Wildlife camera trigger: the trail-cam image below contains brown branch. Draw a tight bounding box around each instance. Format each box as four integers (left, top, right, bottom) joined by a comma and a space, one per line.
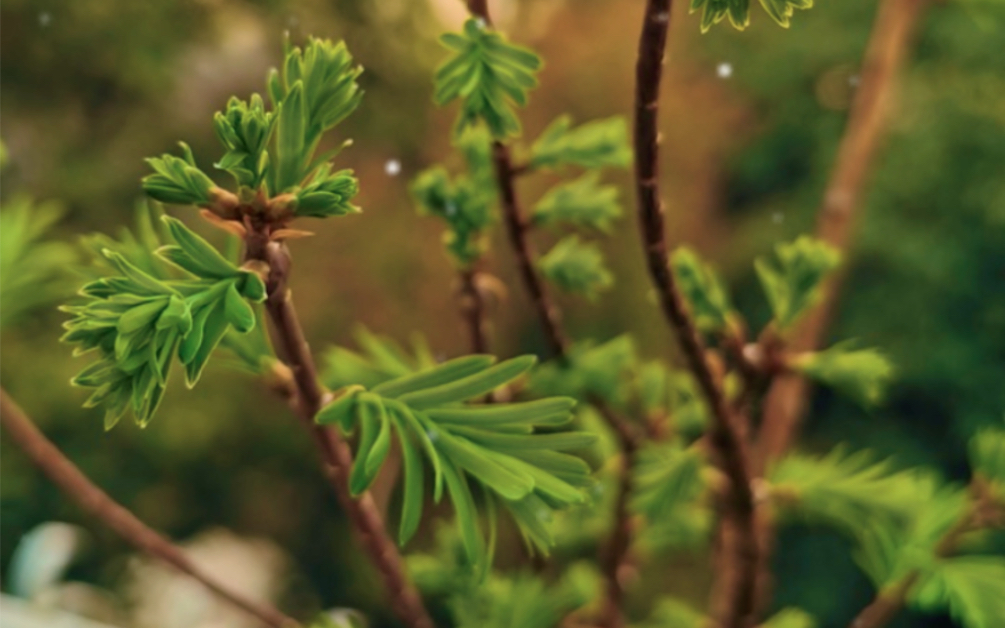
462, 3, 643, 624
491, 141, 570, 360
632, 1, 760, 626
0, 388, 300, 628
244, 234, 434, 628
756, 0, 929, 470
457, 267, 491, 354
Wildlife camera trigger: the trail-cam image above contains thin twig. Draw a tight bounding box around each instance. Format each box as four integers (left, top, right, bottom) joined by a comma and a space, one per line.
0, 388, 300, 628
462, 3, 643, 624
631, 1, 760, 626
458, 267, 491, 354
756, 0, 929, 470
244, 233, 434, 628
491, 141, 570, 360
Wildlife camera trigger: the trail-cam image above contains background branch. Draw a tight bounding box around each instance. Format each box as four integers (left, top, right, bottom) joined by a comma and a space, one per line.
755, 0, 930, 469
457, 266, 491, 354
0, 388, 300, 628
244, 234, 435, 628
632, 1, 760, 626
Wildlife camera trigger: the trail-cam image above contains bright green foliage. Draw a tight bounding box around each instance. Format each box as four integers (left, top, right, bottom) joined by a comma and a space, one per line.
144, 38, 362, 218
689, 0, 813, 33
632, 442, 706, 521
969, 425, 1005, 502
635, 365, 709, 437
294, 163, 360, 218
142, 142, 216, 207
308, 613, 366, 628
671, 247, 735, 334
0, 195, 76, 328
268, 37, 363, 192
635, 598, 706, 628
755, 235, 840, 330
451, 564, 599, 628
762, 608, 817, 628
532, 172, 623, 232
529, 115, 631, 170
791, 342, 894, 406
769, 448, 931, 541
61, 216, 266, 428
913, 556, 1005, 628
411, 129, 496, 266
213, 94, 276, 189
854, 481, 969, 588
316, 355, 595, 569
79, 203, 274, 374
539, 235, 613, 299
409, 530, 600, 628
434, 19, 542, 139
321, 326, 437, 391
529, 335, 637, 405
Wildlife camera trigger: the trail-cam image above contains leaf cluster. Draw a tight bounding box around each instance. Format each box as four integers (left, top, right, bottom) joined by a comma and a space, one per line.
0, 195, 76, 329
410, 529, 600, 628
689, 0, 814, 33
411, 128, 496, 266
970, 425, 1005, 503
320, 326, 436, 391
769, 447, 932, 542
61, 217, 266, 428
144, 37, 363, 219
532, 172, 622, 233
529, 335, 638, 407
316, 355, 596, 571
670, 247, 735, 335
790, 341, 894, 407
529, 115, 631, 171
435, 19, 542, 139
755, 235, 841, 330
538, 235, 614, 300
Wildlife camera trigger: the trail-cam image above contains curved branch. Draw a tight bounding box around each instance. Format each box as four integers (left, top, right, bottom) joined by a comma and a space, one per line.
244, 235, 435, 628
0, 388, 299, 628
631, 2, 759, 626
756, 0, 930, 470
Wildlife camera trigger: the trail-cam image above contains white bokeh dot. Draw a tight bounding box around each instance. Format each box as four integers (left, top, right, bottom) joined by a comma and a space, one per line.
39, 12, 52, 27
384, 159, 401, 177
716, 62, 733, 79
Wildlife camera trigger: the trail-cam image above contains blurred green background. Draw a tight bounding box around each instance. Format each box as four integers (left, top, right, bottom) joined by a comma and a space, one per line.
2, 0, 1003, 626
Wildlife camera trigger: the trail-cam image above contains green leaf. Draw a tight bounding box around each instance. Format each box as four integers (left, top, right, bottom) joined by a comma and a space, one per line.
635, 597, 706, 628
969, 424, 1005, 502
529, 115, 631, 170
670, 246, 735, 334
293, 164, 360, 218
532, 172, 622, 232
791, 341, 894, 406
274, 81, 307, 192
212, 94, 276, 188
434, 19, 542, 139
349, 392, 387, 495
755, 235, 841, 330
632, 443, 706, 521
158, 216, 240, 279
394, 407, 426, 546
912, 556, 1005, 628
0, 194, 76, 329
528, 335, 637, 405
373, 355, 497, 398
762, 608, 817, 628
397, 355, 536, 409
315, 385, 365, 431
538, 235, 613, 299
142, 143, 215, 206
689, 0, 813, 33
321, 326, 436, 390
770, 447, 933, 543
424, 397, 576, 428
